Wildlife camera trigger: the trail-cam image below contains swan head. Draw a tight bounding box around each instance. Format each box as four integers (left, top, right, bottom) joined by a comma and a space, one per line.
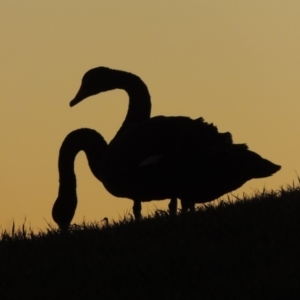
70, 67, 123, 107
52, 189, 77, 231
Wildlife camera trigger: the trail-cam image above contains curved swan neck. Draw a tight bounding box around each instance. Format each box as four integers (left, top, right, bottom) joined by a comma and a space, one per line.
58, 129, 107, 182
115, 71, 152, 133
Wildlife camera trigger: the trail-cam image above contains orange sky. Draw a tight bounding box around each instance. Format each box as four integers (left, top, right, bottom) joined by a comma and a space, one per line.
1, 1, 300, 232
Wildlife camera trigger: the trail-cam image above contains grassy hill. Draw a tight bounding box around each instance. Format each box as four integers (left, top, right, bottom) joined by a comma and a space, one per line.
1, 184, 300, 299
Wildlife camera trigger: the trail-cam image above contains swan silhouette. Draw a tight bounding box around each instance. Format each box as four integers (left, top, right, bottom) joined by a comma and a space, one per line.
52, 128, 178, 230
69, 67, 281, 218
52, 128, 107, 230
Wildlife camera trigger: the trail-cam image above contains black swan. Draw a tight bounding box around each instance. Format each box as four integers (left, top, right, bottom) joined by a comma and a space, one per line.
69, 67, 281, 218
52, 128, 178, 229
52, 128, 107, 230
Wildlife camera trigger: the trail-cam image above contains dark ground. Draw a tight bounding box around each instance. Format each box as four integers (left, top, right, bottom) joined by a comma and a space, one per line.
0, 185, 300, 299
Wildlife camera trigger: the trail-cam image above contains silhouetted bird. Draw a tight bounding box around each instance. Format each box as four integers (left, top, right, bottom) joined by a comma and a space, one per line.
52, 128, 178, 230
52, 128, 107, 230
69, 67, 281, 218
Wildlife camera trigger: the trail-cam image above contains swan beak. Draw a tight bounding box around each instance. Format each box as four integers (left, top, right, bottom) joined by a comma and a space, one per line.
70, 87, 87, 107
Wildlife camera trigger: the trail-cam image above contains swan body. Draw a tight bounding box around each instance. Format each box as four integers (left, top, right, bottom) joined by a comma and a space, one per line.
69, 67, 281, 216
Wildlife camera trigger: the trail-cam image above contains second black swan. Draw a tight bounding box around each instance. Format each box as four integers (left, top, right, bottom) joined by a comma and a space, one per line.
52, 128, 178, 229
52, 128, 107, 230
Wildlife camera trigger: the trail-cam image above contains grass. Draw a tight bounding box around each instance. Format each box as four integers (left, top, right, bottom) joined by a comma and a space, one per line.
1, 184, 300, 299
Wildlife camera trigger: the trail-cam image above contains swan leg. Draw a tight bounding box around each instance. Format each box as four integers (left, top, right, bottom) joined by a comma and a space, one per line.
168, 197, 177, 215
133, 200, 142, 220
180, 198, 190, 214
189, 202, 196, 212
180, 197, 196, 213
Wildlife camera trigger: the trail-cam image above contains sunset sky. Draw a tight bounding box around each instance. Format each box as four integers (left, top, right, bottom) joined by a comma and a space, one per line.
1, 1, 300, 232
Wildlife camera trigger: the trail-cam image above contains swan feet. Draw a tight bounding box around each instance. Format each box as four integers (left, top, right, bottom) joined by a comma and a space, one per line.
133, 198, 195, 220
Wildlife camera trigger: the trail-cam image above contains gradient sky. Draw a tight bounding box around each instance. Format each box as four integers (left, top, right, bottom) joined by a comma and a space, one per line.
1, 1, 300, 232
